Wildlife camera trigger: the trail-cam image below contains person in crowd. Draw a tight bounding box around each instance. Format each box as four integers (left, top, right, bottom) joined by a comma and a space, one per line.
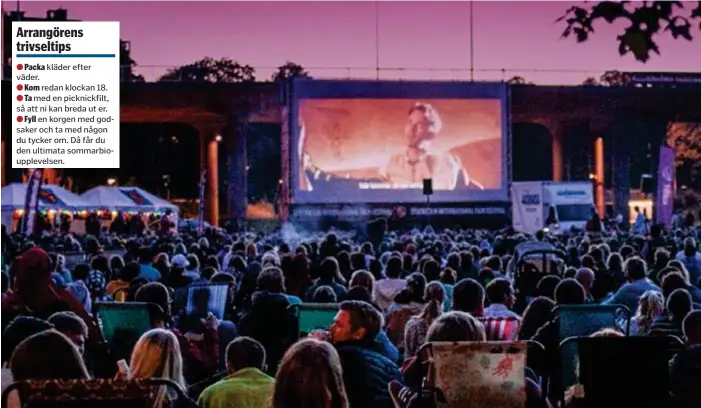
374, 256, 407, 311
68, 263, 93, 313
669, 310, 701, 405
134, 282, 222, 384
536, 275, 562, 301
2, 315, 56, 407
1, 248, 99, 343
47, 311, 89, 356
49, 253, 72, 286
137, 246, 162, 281
257, 267, 301, 305
483, 278, 520, 320
574, 268, 596, 303
304, 257, 348, 301
629, 290, 665, 335
197, 337, 274, 408
676, 237, 701, 290
517, 296, 556, 340
439, 267, 456, 312
312, 286, 337, 303
272, 339, 349, 408
239, 273, 298, 376
649, 289, 693, 338
317, 300, 403, 408
130, 328, 192, 408
403, 281, 445, 358
452, 278, 485, 316
603, 256, 660, 312
106, 261, 140, 301
9, 329, 90, 381
385, 272, 426, 346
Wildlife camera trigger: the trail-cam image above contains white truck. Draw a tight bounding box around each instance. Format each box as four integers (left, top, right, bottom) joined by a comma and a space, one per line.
511, 181, 595, 234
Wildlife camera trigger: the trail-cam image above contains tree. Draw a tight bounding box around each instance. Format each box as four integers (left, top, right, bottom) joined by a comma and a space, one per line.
271, 61, 311, 81
558, 1, 701, 62
599, 70, 631, 86
507, 76, 533, 85
581, 77, 600, 85
119, 40, 144, 82
159, 57, 256, 82
667, 122, 701, 186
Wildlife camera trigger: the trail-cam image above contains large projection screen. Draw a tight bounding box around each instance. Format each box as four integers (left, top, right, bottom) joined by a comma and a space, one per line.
290, 80, 508, 204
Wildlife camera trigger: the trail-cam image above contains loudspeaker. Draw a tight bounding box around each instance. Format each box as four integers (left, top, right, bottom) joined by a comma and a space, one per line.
423, 179, 433, 196
640, 174, 654, 195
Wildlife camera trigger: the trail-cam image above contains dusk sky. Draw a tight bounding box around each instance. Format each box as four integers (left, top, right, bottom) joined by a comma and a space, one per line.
4, 1, 700, 84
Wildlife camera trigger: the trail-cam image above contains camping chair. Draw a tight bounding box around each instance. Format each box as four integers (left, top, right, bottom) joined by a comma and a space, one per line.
287, 303, 339, 337
94, 301, 154, 362
555, 304, 631, 395
1, 378, 192, 408
184, 282, 230, 320
560, 335, 684, 408
421, 341, 528, 408
477, 316, 521, 341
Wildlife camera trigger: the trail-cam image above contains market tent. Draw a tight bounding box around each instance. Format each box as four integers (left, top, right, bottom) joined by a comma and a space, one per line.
80, 186, 178, 213
1, 183, 95, 211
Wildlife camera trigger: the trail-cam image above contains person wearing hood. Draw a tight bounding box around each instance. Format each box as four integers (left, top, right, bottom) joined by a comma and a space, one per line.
238, 267, 298, 376
1, 248, 101, 344
374, 256, 407, 312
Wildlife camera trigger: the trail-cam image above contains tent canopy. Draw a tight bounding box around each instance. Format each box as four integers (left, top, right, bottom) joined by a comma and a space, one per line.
1, 183, 96, 211
80, 186, 178, 213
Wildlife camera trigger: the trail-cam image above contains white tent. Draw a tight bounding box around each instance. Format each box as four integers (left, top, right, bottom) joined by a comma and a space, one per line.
1, 183, 95, 211
1, 183, 96, 230
80, 186, 178, 213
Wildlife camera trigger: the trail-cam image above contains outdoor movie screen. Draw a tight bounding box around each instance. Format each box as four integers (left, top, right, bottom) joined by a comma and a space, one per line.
290, 82, 508, 204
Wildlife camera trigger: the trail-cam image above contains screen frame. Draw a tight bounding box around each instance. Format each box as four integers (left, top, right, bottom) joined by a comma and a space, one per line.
288, 79, 510, 204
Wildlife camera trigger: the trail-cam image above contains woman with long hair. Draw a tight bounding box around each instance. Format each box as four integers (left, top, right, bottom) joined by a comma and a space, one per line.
130, 328, 188, 408
403, 281, 445, 358
630, 290, 664, 335
10, 329, 90, 381
272, 339, 349, 408
517, 297, 556, 340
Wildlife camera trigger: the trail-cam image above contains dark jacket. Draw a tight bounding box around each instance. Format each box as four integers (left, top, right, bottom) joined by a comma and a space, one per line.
669, 344, 701, 406
238, 291, 297, 376
374, 331, 400, 363
334, 338, 404, 408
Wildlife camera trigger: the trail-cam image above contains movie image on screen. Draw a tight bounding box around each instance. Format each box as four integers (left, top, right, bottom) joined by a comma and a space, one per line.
295, 98, 503, 203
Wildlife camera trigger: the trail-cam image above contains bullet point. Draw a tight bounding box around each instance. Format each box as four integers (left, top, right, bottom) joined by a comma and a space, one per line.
17, 95, 23, 102
17, 84, 23, 91
16, 64, 23, 70
17, 116, 23, 122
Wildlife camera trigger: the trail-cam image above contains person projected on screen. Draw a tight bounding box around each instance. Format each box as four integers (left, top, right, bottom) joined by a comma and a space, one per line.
380, 103, 467, 190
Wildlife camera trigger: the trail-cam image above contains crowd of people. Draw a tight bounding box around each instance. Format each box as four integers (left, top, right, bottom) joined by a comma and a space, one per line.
1, 218, 701, 408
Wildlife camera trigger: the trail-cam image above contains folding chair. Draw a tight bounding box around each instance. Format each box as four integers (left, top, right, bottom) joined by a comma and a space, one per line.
1, 378, 193, 408
94, 301, 154, 361
422, 341, 528, 408
477, 316, 520, 341
287, 303, 339, 337
556, 304, 631, 394
184, 283, 230, 320
560, 335, 684, 408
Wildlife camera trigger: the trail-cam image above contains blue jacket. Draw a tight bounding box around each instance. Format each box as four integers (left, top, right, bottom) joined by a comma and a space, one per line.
335, 339, 404, 408
603, 278, 660, 312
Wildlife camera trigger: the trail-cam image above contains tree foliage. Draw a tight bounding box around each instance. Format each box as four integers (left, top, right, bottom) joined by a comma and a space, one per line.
119, 40, 144, 82
667, 122, 701, 186
159, 57, 256, 82
271, 61, 311, 81
507, 76, 533, 85
667, 122, 701, 166
558, 1, 701, 62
